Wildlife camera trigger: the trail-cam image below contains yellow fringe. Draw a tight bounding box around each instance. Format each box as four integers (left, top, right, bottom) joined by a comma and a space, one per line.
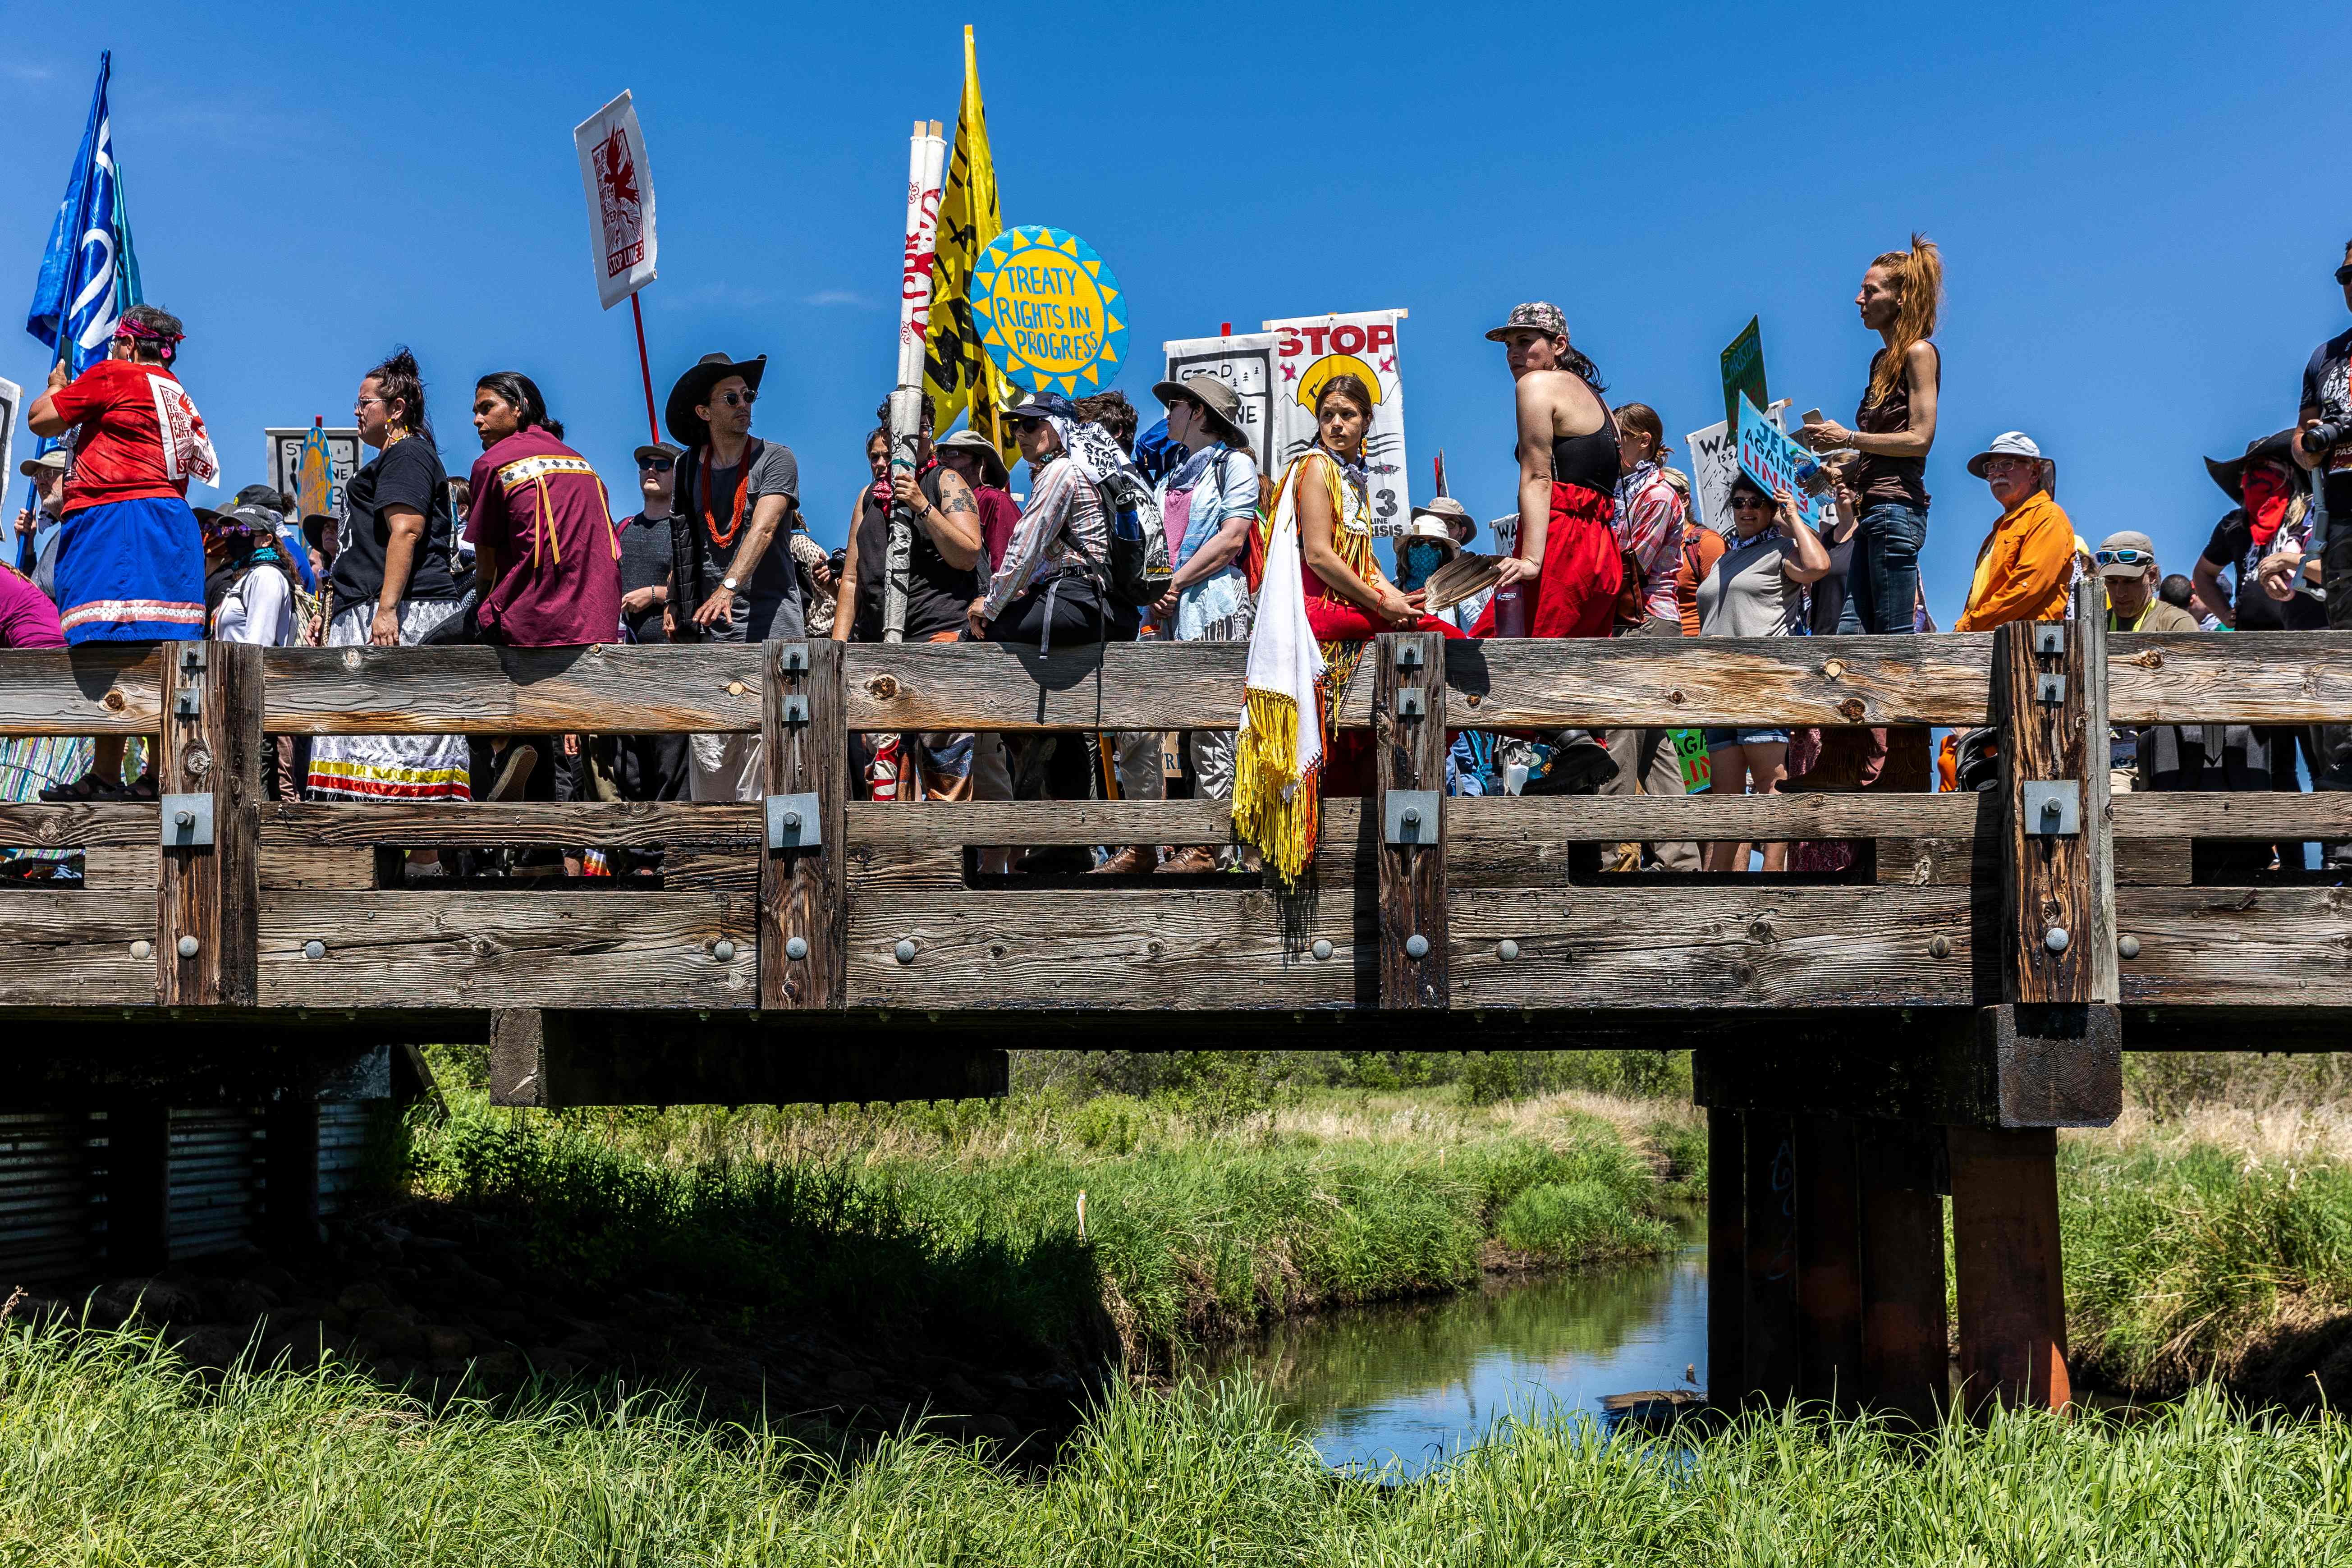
1230, 688, 1321, 885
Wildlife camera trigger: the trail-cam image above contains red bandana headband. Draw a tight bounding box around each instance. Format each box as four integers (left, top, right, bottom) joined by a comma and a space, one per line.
114, 316, 183, 363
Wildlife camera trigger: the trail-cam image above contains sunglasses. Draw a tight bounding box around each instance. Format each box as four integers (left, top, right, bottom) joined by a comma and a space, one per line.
2337, 264, 2352, 285
638, 457, 674, 472
715, 390, 756, 408
2095, 548, 2153, 566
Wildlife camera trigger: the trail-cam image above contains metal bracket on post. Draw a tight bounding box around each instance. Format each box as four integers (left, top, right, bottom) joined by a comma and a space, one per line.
2032, 624, 2066, 657
2020, 780, 2080, 837
1395, 688, 1426, 718
160, 793, 214, 848
779, 694, 810, 726
1394, 642, 1424, 670
778, 642, 809, 674
1384, 789, 1442, 846
2036, 673, 2067, 706
766, 792, 823, 850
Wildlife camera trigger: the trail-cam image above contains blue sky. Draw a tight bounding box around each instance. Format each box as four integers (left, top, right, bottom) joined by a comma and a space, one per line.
3, 2, 2346, 626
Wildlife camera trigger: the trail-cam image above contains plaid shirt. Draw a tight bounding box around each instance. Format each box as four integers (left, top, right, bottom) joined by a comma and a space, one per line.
1613, 461, 1686, 624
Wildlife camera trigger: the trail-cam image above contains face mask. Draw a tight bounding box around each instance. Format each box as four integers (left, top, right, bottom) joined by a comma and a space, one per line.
1400, 541, 1446, 589
2242, 468, 2291, 546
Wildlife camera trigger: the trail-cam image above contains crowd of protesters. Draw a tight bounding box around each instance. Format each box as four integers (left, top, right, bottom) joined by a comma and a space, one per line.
4, 232, 2350, 882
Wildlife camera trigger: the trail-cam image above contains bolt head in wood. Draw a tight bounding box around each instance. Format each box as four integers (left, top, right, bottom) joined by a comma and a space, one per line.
785, 936, 809, 961
1929, 935, 1952, 958
173, 809, 195, 828
303, 940, 325, 960
2118, 935, 2141, 959
2044, 926, 2070, 954
894, 938, 918, 964
129, 940, 150, 960
712, 940, 737, 963
1405, 934, 1429, 960
1311, 938, 1333, 961
1496, 940, 1519, 961
176, 935, 198, 958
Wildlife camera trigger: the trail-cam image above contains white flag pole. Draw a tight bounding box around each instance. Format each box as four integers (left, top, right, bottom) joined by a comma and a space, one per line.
885, 119, 947, 644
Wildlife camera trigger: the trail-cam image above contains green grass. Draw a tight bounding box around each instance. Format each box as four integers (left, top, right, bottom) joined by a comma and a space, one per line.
403, 1087, 1692, 1362
7, 1323, 2349, 1566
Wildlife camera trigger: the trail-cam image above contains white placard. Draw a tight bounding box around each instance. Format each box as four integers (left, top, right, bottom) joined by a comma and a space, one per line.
265, 427, 363, 523
1265, 309, 1409, 535
574, 90, 657, 310
1682, 398, 1791, 532
1162, 332, 1274, 469
0, 376, 19, 500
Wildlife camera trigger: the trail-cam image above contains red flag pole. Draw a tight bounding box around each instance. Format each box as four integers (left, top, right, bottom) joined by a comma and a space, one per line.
629, 291, 659, 445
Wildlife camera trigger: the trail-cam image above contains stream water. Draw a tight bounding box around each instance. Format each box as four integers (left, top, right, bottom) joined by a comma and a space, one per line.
1199, 1240, 1709, 1476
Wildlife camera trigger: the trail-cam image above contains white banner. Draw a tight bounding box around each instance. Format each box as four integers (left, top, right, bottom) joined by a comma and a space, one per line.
1265, 309, 1409, 535
1682, 398, 1790, 533
574, 90, 657, 310
0, 376, 19, 500
1162, 331, 1274, 469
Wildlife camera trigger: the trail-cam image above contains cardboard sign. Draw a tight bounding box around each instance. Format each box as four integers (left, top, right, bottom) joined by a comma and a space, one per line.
573, 90, 657, 310
1162, 332, 1274, 469
973, 225, 1127, 395
266, 427, 362, 525
1736, 394, 1832, 529
1683, 399, 1791, 532
1265, 309, 1410, 535
1720, 316, 1767, 438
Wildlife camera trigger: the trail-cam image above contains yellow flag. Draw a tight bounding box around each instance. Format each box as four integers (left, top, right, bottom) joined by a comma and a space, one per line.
924, 27, 1015, 469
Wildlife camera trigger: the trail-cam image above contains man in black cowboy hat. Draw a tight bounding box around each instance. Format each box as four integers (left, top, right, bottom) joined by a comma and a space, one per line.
661, 352, 804, 801
2194, 431, 2322, 634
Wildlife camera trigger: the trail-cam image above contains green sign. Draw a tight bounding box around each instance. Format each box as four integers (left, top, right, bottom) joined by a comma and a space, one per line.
972, 225, 1128, 396
1719, 316, 1767, 440
1672, 728, 1711, 795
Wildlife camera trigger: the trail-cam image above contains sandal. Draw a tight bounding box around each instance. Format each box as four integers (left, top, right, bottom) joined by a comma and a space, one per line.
123, 771, 160, 801
38, 772, 127, 803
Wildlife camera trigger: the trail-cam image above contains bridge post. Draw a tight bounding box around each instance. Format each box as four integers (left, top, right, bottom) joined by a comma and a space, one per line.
1740, 1110, 1800, 1407
1951, 595, 2116, 1413
761, 638, 846, 1010
1794, 1114, 1865, 1409
1373, 632, 1447, 1009
158, 640, 263, 1007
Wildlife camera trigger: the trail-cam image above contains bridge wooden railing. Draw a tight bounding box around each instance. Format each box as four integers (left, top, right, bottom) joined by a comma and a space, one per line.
0, 604, 2346, 1034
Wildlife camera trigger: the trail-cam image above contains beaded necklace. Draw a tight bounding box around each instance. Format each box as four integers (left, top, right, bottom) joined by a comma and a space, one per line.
699, 442, 752, 550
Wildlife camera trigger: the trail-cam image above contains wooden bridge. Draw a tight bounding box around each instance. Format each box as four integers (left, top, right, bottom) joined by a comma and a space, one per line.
1, 592, 2347, 1417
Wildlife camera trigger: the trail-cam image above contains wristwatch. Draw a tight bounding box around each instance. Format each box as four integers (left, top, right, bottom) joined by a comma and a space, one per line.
721, 575, 740, 592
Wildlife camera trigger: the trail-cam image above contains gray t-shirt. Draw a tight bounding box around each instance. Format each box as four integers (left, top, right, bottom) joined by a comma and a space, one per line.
670, 438, 803, 642
1696, 530, 1806, 638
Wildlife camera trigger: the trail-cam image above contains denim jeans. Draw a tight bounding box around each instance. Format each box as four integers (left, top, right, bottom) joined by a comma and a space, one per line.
1835, 501, 1929, 635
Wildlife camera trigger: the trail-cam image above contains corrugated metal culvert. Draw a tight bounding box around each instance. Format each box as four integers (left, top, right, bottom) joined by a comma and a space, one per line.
0, 1112, 103, 1281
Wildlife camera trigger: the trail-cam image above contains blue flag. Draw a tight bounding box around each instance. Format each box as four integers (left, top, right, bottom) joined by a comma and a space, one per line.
27, 50, 142, 378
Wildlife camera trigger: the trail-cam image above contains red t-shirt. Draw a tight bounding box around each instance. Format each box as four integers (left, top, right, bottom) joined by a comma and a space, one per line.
466, 427, 624, 647
47, 359, 220, 515
975, 485, 1022, 572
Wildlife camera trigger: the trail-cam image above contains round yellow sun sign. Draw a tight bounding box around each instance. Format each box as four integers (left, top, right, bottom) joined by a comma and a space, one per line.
972, 225, 1127, 395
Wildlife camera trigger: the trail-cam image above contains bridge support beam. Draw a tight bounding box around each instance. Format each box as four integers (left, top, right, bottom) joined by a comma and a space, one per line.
1949, 1125, 2071, 1414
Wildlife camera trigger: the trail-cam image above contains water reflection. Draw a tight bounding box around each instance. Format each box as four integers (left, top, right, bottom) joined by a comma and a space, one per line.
1198, 1242, 1708, 1476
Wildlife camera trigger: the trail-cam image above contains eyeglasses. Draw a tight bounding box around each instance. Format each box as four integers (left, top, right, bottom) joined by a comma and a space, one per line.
638, 458, 674, 472
353, 395, 385, 413
1729, 492, 1772, 508
1982, 456, 2035, 474
2095, 548, 2153, 566
718, 390, 756, 408
2336, 264, 2352, 285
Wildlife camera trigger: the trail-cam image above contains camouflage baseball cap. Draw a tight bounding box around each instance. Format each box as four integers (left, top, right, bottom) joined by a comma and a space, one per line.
1484, 302, 1569, 343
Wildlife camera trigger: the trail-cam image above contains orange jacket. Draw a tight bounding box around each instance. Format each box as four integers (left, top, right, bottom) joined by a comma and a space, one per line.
1954, 490, 2075, 631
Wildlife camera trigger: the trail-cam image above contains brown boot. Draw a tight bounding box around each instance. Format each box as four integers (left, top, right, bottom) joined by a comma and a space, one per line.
1155, 846, 1219, 875
1089, 845, 1160, 875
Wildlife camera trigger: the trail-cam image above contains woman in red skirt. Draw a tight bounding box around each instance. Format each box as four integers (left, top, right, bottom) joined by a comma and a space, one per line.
1472, 302, 1622, 639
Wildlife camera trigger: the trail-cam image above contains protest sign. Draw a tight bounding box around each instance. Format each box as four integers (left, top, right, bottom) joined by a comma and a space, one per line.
1672, 728, 1711, 794
1736, 394, 1832, 529
573, 91, 657, 310
973, 225, 1127, 395
1265, 309, 1410, 535
1683, 399, 1791, 531
1720, 316, 1766, 437
266, 426, 361, 525
0, 376, 19, 496
1163, 331, 1274, 468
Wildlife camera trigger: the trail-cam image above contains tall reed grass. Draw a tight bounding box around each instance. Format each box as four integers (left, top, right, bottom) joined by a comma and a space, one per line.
6, 1323, 2345, 1566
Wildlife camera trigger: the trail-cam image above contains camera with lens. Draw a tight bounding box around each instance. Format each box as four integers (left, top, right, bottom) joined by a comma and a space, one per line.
2305, 420, 2347, 455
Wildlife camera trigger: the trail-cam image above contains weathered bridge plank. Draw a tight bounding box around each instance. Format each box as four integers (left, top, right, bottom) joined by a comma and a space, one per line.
2114, 885, 2352, 1006
1448, 885, 1981, 1009
263, 801, 763, 848
2110, 633, 2352, 724
0, 893, 159, 1007
257, 891, 756, 1008
0, 646, 161, 735
260, 645, 763, 735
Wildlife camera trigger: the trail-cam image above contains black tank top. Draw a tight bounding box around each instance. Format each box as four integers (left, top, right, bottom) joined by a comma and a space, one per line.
1855, 344, 1934, 510
1550, 394, 1622, 496
852, 466, 981, 642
